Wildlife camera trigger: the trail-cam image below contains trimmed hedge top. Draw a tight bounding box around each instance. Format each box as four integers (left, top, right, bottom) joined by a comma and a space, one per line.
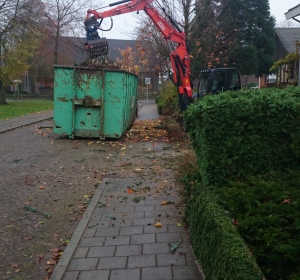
184, 87, 300, 186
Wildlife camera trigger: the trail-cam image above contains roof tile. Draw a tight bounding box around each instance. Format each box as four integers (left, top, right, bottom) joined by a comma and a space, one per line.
276, 28, 300, 53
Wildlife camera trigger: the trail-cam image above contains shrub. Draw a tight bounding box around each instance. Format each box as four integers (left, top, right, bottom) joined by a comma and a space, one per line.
184, 87, 300, 186
213, 170, 300, 280
156, 81, 179, 115
182, 85, 300, 279
182, 173, 264, 280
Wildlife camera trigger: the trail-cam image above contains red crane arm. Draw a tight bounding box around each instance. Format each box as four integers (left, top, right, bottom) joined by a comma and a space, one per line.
86, 0, 185, 44
85, 0, 193, 105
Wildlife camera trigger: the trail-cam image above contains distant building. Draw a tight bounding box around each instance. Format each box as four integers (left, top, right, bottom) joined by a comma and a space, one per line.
273, 27, 300, 85
7, 37, 159, 98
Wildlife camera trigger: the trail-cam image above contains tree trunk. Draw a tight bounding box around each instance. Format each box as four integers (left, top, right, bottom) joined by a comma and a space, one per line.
0, 80, 8, 105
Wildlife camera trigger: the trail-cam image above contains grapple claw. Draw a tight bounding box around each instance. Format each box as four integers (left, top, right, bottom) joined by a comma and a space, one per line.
85, 38, 109, 59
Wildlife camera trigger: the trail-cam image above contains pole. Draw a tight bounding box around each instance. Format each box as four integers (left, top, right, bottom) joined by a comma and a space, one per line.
147, 84, 149, 101
297, 41, 300, 86
298, 56, 300, 86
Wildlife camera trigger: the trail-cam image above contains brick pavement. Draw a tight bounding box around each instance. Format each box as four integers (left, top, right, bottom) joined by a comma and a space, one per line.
47, 102, 204, 280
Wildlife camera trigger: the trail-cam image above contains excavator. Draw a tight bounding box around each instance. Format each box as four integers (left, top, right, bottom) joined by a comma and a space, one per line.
83, 0, 241, 110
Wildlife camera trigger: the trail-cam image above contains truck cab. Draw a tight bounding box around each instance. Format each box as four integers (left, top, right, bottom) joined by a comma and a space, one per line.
197, 68, 241, 98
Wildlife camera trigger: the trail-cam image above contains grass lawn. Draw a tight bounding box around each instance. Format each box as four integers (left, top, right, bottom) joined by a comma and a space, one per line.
0, 100, 53, 120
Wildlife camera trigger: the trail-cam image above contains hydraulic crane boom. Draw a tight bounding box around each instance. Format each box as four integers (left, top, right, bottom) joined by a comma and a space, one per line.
84, 0, 193, 110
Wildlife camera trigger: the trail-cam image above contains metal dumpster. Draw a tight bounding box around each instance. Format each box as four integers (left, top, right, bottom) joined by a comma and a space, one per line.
53, 66, 138, 139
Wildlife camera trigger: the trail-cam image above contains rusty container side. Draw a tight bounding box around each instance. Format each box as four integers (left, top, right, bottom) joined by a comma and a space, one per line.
53, 66, 138, 139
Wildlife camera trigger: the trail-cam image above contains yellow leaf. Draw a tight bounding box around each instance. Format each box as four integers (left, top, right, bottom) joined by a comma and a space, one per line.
83, 195, 90, 199
39, 186, 45, 189
154, 223, 163, 227
161, 201, 167, 205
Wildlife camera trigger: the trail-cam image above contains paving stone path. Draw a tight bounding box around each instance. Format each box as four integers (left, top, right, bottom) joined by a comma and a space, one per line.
49, 101, 204, 280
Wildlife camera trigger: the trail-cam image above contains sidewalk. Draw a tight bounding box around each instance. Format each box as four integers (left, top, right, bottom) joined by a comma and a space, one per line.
137, 100, 159, 120
0, 110, 53, 133
50, 102, 203, 280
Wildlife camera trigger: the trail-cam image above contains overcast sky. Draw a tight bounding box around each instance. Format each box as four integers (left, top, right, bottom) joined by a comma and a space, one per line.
269, 0, 299, 24
92, 0, 300, 40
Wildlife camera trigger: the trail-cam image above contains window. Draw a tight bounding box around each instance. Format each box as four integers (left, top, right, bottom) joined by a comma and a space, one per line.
211, 71, 225, 93
198, 72, 209, 97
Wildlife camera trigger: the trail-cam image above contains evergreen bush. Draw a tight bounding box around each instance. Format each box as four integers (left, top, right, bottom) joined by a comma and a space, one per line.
182, 86, 300, 279
184, 87, 300, 186
213, 170, 300, 280
183, 173, 264, 280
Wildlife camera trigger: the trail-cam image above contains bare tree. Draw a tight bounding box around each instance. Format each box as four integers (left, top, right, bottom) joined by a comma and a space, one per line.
277, 20, 300, 27
160, 0, 196, 37
133, 1, 195, 85
39, 0, 91, 65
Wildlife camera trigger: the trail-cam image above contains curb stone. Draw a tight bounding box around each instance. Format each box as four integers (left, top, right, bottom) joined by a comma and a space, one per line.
50, 178, 109, 280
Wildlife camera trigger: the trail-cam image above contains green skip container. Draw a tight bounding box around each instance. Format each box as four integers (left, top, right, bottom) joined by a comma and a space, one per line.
53, 66, 138, 139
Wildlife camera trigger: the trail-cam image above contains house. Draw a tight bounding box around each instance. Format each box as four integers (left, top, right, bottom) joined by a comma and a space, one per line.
10, 37, 160, 98
272, 27, 300, 84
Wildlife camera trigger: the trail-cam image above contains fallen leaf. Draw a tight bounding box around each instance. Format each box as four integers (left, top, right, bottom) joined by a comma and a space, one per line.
161, 201, 174, 205
132, 196, 145, 203
127, 189, 134, 194
24, 205, 37, 212
231, 218, 239, 226
49, 248, 59, 253
35, 254, 44, 263
154, 223, 163, 227
23, 236, 33, 241
39, 186, 45, 189
11, 264, 19, 268
168, 239, 182, 252
46, 260, 56, 265
44, 212, 51, 219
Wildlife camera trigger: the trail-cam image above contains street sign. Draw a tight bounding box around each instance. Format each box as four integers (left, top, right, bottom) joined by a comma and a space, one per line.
145, 77, 151, 85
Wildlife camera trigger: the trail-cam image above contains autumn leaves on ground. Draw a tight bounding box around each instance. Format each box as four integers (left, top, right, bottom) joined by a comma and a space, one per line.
0, 116, 188, 279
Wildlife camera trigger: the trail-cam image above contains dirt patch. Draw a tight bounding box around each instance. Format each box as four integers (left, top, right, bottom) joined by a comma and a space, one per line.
0, 120, 121, 279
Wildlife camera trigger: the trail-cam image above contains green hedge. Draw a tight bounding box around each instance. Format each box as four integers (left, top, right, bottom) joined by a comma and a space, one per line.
183, 174, 264, 280
184, 87, 300, 186
214, 171, 300, 280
